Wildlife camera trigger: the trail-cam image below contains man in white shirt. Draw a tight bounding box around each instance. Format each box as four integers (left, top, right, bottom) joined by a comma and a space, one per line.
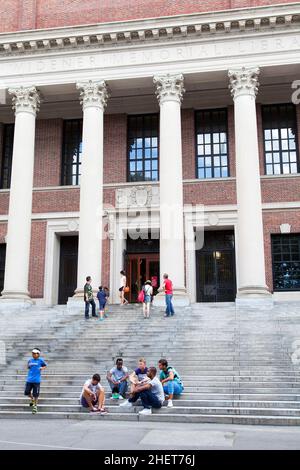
80, 374, 106, 413
119, 366, 165, 415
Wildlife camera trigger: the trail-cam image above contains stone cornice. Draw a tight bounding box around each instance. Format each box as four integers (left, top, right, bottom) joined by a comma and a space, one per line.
0, 3, 299, 56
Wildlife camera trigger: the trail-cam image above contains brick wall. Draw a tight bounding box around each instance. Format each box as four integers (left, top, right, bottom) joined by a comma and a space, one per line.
104, 114, 127, 184
28, 220, 47, 298
0, 223, 7, 244
34, 119, 62, 188
0, 1, 297, 33
32, 188, 80, 213
263, 210, 300, 292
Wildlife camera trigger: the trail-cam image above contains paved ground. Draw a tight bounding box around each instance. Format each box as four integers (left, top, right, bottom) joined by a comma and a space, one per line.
0, 419, 299, 450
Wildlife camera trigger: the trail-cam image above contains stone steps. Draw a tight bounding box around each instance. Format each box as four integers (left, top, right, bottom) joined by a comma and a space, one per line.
1, 302, 300, 424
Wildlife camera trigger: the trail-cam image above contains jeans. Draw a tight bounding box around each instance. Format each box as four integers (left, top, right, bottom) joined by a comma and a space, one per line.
85, 299, 96, 318
163, 380, 183, 396
165, 294, 175, 316
109, 380, 128, 397
129, 390, 162, 409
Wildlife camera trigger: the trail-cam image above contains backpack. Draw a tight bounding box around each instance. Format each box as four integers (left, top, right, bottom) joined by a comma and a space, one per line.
137, 289, 145, 303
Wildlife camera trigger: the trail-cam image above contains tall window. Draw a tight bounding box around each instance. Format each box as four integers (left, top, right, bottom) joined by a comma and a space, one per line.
195, 109, 229, 179
61, 119, 83, 186
128, 114, 159, 182
272, 234, 300, 291
262, 104, 299, 175
0, 124, 14, 189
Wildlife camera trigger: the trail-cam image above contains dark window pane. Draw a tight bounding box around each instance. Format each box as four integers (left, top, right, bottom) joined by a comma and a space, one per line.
127, 114, 159, 182
272, 234, 300, 290
61, 119, 82, 186
262, 104, 299, 175
195, 109, 229, 179
0, 124, 14, 189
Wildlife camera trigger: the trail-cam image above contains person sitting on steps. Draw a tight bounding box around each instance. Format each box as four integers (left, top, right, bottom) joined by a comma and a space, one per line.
158, 358, 184, 407
80, 373, 107, 414
120, 366, 165, 415
107, 358, 129, 399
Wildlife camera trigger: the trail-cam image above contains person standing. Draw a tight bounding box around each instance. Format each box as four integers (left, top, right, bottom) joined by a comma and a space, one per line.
143, 280, 153, 319
119, 270, 128, 306
97, 286, 107, 321
161, 273, 175, 317
84, 276, 97, 320
24, 348, 47, 414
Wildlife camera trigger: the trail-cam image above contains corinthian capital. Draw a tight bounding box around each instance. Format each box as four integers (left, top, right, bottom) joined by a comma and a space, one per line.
76, 80, 110, 111
8, 86, 40, 115
153, 73, 185, 104
228, 67, 260, 99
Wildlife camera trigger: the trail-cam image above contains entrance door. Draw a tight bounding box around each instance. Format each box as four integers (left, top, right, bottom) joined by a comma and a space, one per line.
58, 236, 78, 304
126, 254, 159, 303
196, 230, 236, 302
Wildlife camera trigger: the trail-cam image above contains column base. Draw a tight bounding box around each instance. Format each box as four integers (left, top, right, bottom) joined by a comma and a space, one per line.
235, 286, 273, 308
67, 296, 84, 314
153, 288, 190, 308
0, 293, 33, 312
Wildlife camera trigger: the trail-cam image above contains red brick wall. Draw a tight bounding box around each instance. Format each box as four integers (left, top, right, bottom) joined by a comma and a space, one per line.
261, 177, 300, 203
28, 220, 47, 298
263, 210, 300, 292
183, 181, 237, 205
0, 223, 7, 244
32, 188, 80, 213
0, 193, 9, 216
104, 114, 127, 184
182, 109, 195, 180
34, 119, 62, 188
0, 1, 297, 33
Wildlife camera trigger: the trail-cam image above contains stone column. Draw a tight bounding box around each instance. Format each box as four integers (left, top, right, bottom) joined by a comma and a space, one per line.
1, 86, 40, 307
228, 67, 272, 306
153, 73, 189, 306
69, 80, 109, 304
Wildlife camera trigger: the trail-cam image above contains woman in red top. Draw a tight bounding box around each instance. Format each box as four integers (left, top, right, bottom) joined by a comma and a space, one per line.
162, 273, 175, 317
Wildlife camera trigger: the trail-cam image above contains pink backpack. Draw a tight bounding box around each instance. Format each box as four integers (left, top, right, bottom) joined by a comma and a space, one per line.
137, 289, 145, 303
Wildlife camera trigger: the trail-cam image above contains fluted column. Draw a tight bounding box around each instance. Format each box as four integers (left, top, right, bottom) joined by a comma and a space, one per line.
1, 86, 40, 304
153, 73, 189, 306
228, 67, 272, 305
72, 80, 109, 299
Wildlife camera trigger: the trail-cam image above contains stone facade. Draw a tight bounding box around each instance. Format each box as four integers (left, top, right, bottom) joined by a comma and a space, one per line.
0, 1, 300, 305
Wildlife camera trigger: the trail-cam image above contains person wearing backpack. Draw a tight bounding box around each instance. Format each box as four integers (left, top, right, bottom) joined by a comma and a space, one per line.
142, 280, 153, 319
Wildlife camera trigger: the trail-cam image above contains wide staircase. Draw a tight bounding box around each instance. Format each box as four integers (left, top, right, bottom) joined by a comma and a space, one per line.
0, 301, 300, 424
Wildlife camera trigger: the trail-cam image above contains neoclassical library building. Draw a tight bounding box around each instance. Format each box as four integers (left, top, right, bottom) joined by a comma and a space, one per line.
0, 0, 300, 308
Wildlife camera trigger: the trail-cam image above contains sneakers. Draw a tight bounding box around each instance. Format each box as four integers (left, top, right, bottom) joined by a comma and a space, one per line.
118, 395, 124, 400
167, 399, 173, 407
119, 400, 133, 408
32, 404, 38, 414
139, 408, 152, 415
111, 393, 120, 400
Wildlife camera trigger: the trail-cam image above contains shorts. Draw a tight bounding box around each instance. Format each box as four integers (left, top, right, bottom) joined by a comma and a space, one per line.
143, 295, 151, 303
119, 287, 124, 292
80, 396, 98, 408
24, 382, 40, 398
99, 302, 106, 310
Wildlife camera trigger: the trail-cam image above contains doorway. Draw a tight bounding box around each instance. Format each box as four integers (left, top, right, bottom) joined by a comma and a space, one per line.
196, 230, 236, 302
124, 232, 160, 303
58, 236, 78, 304
126, 254, 159, 303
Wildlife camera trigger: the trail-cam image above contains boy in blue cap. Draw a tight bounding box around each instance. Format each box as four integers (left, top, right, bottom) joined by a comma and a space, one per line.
24, 348, 47, 414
